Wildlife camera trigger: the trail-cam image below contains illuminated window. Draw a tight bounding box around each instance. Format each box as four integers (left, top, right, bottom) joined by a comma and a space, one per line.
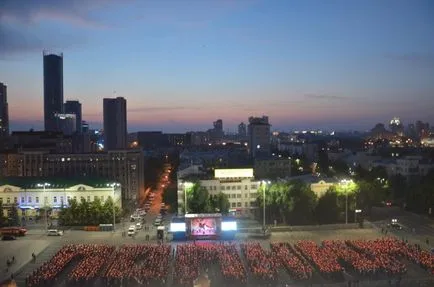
53, 197, 57, 203
36, 197, 39, 203
28, 197, 32, 203
21, 197, 24, 203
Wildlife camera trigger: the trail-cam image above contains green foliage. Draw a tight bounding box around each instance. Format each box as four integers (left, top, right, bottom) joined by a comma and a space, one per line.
315, 189, 340, 224
0, 201, 6, 227
257, 180, 318, 225
59, 197, 121, 226
8, 204, 20, 226
185, 183, 230, 214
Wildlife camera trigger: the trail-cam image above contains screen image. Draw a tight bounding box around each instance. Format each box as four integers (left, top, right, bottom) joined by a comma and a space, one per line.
190, 218, 217, 236
170, 223, 186, 232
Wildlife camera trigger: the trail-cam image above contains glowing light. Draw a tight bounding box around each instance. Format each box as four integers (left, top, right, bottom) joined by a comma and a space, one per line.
221, 221, 237, 231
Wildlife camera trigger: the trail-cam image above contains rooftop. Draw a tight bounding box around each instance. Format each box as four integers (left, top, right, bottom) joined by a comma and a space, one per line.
0, 177, 120, 189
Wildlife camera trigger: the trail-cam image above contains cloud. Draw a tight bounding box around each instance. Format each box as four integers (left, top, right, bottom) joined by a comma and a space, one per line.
304, 94, 348, 100
0, 0, 113, 28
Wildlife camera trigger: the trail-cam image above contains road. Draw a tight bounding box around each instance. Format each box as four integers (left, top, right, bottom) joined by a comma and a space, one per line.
370, 206, 434, 249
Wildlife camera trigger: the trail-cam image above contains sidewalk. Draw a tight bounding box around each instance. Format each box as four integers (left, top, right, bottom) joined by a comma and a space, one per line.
0, 240, 49, 284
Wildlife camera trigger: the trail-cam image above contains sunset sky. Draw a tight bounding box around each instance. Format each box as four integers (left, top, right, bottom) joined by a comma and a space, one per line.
1, 0, 433, 133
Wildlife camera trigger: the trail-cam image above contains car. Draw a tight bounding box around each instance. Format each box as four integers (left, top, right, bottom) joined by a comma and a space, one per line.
47, 229, 63, 236
135, 222, 142, 230
127, 227, 136, 236
2, 235, 17, 241
154, 218, 162, 226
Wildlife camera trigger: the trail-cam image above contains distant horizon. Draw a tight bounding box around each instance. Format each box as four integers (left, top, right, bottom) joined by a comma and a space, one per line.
8, 116, 429, 135
1, 0, 433, 132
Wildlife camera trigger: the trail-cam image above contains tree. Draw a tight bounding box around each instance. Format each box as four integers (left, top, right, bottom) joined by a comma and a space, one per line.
162, 186, 178, 213
0, 201, 6, 227
8, 204, 20, 226
315, 189, 340, 224
214, 192, 230, 215
186, 183, 211, 213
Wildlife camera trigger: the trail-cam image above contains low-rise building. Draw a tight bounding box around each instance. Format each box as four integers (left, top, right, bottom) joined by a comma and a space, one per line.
254, 157, 291, 179
177, 168, 261, 217
0, 177, 121, 220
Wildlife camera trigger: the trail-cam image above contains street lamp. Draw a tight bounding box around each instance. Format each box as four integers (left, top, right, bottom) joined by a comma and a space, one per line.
37, 183, 51, 231
184, 182, 193, 214
108, 183, 118, 232
340, 179, 353, 224
261, 180, 271, 230
355, 209, 362, 223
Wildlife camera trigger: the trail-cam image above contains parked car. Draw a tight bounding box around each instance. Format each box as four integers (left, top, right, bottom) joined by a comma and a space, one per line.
154, 218, 162, 226
2, 235, 17, 241
135, 222, 143, 230
47, 229, 63, 236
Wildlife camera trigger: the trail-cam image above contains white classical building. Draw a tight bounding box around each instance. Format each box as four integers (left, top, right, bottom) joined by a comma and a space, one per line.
0, 177, 121, 219
177, 168, 261, 217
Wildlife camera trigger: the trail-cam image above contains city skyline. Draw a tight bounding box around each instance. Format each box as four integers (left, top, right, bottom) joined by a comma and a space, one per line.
1, 0, 433, 133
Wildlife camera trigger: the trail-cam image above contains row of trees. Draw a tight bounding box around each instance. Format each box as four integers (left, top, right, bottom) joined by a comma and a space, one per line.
59, 197, 121, 226
0, 202, 21, 227
183, 183, 230, 214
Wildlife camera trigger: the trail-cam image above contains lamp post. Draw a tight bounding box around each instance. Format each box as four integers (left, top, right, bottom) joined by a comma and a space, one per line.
355, 209, 362, 223
37, 183, 51, 231
184, 182, 193, 215
261, 180, 271, 230
340, 179, 353, 225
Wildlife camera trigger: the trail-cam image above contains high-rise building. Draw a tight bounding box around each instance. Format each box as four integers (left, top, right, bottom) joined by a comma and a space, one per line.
0, 83, 9, 137
248, 116, 271, 158
213, 119, 223, 133
103, 97, 127, 150
54, 113, 76, 135
43, 52, 64, 132
238, 122, 246, 137
64, 100, 82, 134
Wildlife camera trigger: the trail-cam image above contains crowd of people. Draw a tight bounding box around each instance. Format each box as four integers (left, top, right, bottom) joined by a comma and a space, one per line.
26, 244, 110, 287
295, 240, 344, 279
270, 242, 313, 280
241, 243, 279, 282
24, 238, 434, 286
103, 244, 171, 286
347, 238, 407, 275
174, 242, 247, 285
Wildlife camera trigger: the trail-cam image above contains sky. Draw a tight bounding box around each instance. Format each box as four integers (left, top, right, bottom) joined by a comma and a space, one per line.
0, 0, 433, 133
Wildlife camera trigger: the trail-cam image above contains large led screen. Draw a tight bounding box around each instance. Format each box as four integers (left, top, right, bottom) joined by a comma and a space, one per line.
191, 218, 217, 236
221, 221, 237, 231
170, 223, 186, 232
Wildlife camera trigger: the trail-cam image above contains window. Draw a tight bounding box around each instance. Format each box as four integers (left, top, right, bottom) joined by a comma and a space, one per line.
244, 202, 248, 207
60, 196, 64, 204
21, 197, 25, 203
237, 186, 241, 190
232, 186, 236, 190
73, 196, 77, 201
237, 202, 242, 207
6, 198, 10, 204
237, 194, 241, 198
245, 185, 248, 190
28, 197, 32, 203
251, 184, 257, 189
250, 193, 257, 198
67, 196, 71, 203
53, 196, 57, 203
36, 197, 39, 203
231, 194, 236, 198
87, 196, 90, 202
231, 202, 236, 207
245, 193, 248, 198
94, 196, 98, 201
14, 197, 17, 203
44, 197, 48, 204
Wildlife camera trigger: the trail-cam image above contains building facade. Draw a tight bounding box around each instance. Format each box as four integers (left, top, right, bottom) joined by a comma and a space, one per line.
55, 113, 76, 135
254, 158, 291, 179
103, 97, 127, 150
0, 150, 144, 201
0, 82, 9, 137
248, 116, 271, 158
64, 100, 82, 134
0, 178, 121, 219
177, 168, 261, 217
43, 52, 64, 132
